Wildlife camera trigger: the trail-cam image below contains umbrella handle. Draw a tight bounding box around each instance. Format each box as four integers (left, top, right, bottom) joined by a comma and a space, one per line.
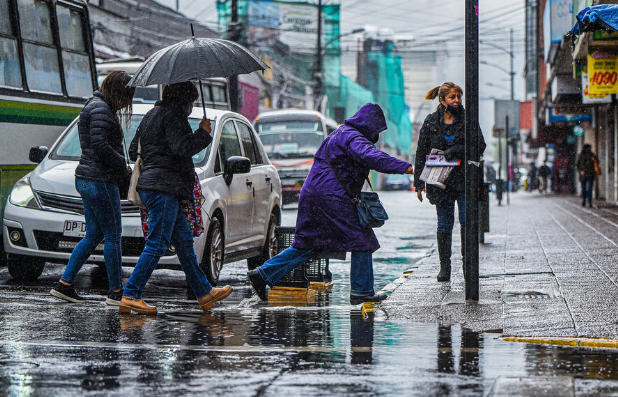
198, 80, 207, 119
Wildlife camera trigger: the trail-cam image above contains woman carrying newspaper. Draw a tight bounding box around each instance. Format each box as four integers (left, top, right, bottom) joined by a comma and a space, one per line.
414, 82, 486, 282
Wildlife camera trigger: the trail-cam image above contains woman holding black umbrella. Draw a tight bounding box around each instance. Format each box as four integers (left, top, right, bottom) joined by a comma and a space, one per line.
120, 82, 233, 314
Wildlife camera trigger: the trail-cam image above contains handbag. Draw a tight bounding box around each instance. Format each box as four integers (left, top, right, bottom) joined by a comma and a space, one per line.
127, 139, 146, 209
326, 137, 388, 229
593, 158, 602, 176
117, 166, 132, 200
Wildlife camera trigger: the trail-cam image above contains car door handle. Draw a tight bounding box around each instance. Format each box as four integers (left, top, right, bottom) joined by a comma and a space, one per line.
265, 176, 271, 183
246, 180, 253, 188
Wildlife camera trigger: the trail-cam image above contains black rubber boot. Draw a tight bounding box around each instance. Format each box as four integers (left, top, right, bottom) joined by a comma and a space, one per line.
436, 232, 452, 282
460, 229, 466, 280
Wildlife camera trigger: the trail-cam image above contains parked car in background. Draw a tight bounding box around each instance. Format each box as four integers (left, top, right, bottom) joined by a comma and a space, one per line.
384, 174, 413, 191
3, 105, 282, 285
254, 110, 339, 204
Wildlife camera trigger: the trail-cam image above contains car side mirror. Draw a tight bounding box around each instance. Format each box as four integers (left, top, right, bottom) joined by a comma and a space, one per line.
223, 156, 251, 186
29, 146, 49, 164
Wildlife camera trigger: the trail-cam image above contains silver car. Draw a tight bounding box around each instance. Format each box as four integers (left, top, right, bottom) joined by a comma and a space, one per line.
3, 104, 282, 285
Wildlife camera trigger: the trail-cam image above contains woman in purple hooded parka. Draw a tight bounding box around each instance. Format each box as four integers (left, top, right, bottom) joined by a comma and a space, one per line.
248, 103, 414, 304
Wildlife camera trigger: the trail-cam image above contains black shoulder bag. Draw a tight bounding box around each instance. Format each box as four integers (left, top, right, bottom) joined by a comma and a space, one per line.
325, 138, 388, 229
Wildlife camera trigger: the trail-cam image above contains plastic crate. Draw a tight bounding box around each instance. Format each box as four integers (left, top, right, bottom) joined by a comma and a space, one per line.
273, 227, 331, 289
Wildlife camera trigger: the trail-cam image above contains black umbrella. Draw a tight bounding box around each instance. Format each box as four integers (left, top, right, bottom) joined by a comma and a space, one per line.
127, 26, 268, 117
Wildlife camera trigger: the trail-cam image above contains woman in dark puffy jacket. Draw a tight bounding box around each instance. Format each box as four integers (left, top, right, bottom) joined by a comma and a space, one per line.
119, 82, 233, 314
414, 82, 486, 283
50, 71, 135, 304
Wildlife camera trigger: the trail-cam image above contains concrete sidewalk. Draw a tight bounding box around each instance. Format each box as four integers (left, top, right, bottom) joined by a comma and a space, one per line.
382, 192, 618, 340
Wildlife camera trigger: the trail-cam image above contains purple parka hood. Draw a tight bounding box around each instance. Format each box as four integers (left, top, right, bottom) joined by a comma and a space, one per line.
344, 103, 387, 143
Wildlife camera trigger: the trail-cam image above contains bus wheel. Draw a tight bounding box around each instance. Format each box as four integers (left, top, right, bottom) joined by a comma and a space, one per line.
7, 255, 45, 281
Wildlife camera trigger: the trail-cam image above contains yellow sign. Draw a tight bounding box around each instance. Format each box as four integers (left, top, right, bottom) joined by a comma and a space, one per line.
588, 52, 618, 95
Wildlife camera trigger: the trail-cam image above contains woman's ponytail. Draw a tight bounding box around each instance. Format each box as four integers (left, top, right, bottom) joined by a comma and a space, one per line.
425, 86, 440, 100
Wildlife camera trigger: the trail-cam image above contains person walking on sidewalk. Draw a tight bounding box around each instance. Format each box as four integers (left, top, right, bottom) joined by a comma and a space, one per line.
119, 82, 232, 314
538, 160, 550, 194
576, 144, 599, 208
50, 71, 135, 305
247, 103, 414, 305
414, 82, 486, 282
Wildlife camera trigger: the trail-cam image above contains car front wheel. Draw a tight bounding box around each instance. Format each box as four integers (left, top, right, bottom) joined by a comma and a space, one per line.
7, 255, 45, 281
201, 217, 224, 286
247, 214, 279, 271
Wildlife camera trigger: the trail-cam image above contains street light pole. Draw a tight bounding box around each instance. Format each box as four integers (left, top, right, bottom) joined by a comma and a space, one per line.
314, 0, 323, 111
465, 0, 480, 302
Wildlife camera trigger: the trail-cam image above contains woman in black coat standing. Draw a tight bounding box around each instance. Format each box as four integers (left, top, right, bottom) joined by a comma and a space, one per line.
414, 82, 486, 282
50, 71, 135, 304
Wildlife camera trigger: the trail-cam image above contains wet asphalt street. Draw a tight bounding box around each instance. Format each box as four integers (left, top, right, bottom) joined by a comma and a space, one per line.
2, 190, 618, 396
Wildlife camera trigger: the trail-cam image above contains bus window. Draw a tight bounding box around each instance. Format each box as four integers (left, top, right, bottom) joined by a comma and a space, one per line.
18, 0, 62, 94
212, 85, 226, 104
56, 4, 92, 97
0, 0, 22, 88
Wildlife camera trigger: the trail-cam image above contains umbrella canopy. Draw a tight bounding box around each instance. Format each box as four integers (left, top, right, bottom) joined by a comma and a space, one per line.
127, 37, 268, 87
570, 4, 618, 35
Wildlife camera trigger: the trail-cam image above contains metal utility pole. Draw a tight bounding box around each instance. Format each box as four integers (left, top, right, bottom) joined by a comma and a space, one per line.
506, 115, 510, 205
314, 0, 323, 111
229, 0, 240, 111
464, 0, 480, 302
510, 28, 514, 101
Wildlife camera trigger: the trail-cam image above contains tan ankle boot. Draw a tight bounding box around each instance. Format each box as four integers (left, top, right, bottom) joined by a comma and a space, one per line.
198, 286, 233, 311
119, 296, 157, 314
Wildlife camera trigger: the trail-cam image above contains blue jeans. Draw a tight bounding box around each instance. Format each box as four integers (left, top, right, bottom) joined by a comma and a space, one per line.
581, 178, 594, 205
61, 177, 123, 291
123, 190, 212, 299
258, 247, 375, 296
436, 192, 465, 234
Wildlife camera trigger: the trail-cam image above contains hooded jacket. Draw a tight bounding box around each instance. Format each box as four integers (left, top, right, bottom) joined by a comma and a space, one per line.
292, 103, 411, 252
414, 109, 486, 204
129, 100, 212, 198
74, 92, 128, 185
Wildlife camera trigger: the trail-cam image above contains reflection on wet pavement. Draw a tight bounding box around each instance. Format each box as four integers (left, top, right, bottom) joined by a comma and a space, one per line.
1, 193, 618, 395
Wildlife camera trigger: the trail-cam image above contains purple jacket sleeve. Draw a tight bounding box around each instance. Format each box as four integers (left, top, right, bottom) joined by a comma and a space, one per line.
346, 135, 411, 174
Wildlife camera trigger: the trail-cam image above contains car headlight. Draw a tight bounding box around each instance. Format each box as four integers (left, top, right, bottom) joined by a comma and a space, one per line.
9, 177, 40, 209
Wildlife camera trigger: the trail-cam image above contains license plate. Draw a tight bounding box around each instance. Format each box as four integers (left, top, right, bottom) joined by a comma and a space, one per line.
63, 220, 87, 237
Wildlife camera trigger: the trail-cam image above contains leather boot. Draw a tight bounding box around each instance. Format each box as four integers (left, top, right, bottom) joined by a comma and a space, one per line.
198, 286, 233, 311
436, 232, 452, 282
461, 229, 466, 280
119, 296, 157, 315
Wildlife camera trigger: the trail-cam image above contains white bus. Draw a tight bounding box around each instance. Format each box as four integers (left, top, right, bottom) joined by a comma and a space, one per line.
254, 109, 339, 204
0, 0, 97, 246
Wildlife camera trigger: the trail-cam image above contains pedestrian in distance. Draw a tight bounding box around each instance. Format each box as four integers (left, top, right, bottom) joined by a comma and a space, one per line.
527, 162, 538, 192
538, 160, 550, 194
576, 144, 599, 208
50, 71, 135, 305
247, 103, 414, 305
119, 82, 232, 314
414, 82, 486, 282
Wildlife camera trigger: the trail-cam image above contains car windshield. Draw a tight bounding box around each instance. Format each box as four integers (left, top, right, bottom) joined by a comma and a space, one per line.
256, 119, 325, 159
52, 115, 210, 164
387, 174, 410, 181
